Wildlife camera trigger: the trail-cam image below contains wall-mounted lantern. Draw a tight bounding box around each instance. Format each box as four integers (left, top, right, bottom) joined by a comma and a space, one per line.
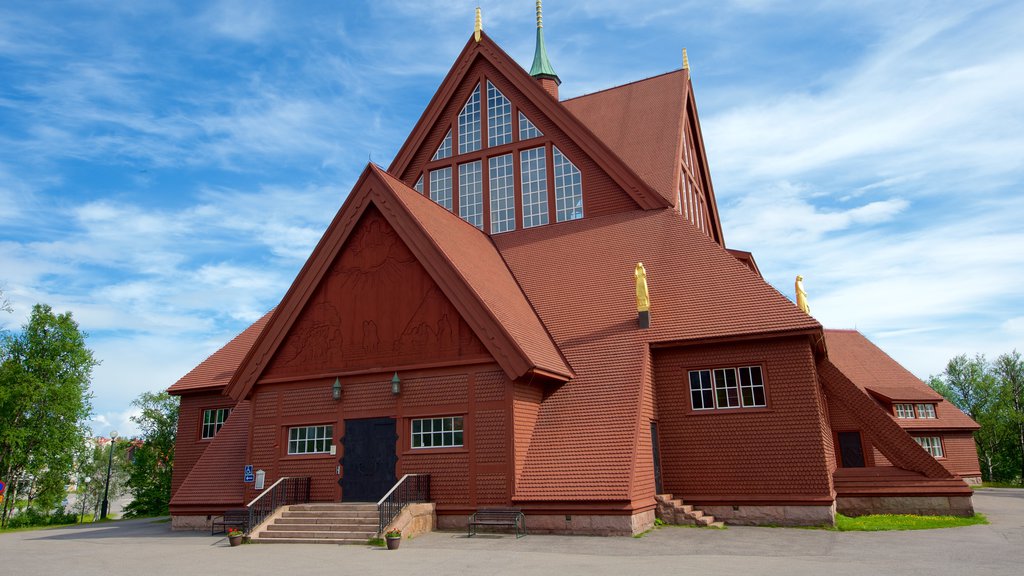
391, 372, 401, 395
332, 377, 343, 401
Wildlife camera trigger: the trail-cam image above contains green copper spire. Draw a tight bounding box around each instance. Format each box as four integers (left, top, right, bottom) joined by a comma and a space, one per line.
529, 0, 560, 85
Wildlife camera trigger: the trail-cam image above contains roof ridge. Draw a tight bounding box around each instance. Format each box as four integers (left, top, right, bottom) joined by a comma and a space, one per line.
562, 69, 685, 103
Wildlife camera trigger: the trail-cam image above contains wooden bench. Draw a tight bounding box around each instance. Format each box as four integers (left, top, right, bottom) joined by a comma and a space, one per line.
211, 508, 249, 535
467, 509, 526, 538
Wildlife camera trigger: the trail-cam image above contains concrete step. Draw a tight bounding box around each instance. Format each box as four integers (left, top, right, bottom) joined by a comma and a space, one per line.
274, 517, 376, 527
250, 537, 371, 545
267, 522, 376, 531
694, 515, 715, 526
708, 521, 726, 529
257, 530, 376, 540
281, 510, 377, 519
288, 503, 377, 512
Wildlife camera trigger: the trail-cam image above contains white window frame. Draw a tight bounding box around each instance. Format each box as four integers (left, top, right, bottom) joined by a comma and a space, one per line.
552, 145, 583, 222
432, 129, 452, 161
429, 167, 453, 211
486, 81, 512, 147
713, 368, 741, 409
411, 416, 464, 449
738, 366, 766, 408
519, 111, 542, 140
458, 160, 483, 229
201, 408, 230, 439
915, 403, 936, 419
914, 436, 944, 458
894, 403, 916, 418
287, 425, 334, 455
457, 84, 482, 154
489, 153, 515, 233
520, 146, 549, 228
689, 370, 714, 410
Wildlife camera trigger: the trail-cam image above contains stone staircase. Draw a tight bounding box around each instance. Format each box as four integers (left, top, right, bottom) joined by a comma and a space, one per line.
655, 494, 725, 528
250, 503, 379, 544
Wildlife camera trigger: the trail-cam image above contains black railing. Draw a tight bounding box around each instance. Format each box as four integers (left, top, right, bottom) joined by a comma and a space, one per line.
377, 474, 431, 534
246, 476, 311, 535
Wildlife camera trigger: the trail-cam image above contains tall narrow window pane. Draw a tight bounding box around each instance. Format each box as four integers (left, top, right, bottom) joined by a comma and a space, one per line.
519, 111, 543, 140
429, 167, 452, 211
458, 161, 483, 229
520, 147, 549, 228
489, 154, 515, 233
432, 130, 452, 161
714, 368, 740, 408
553, 146, 583, 222
413, 175, 423, 194
487, 81, 512, 147
458, 84, 482, 154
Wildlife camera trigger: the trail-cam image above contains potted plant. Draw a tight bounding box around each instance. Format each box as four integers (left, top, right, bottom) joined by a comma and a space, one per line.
227, 528, 244, 547
385, 528, 402, 550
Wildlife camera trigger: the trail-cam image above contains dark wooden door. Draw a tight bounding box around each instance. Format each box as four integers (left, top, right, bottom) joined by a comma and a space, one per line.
340, 418, 398, 502
838, 431, 865, 468
650, 422, 663, 494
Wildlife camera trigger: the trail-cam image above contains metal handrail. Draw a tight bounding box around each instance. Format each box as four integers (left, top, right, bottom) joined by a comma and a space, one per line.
246, 476, 311, 535
377, 474, 430, 534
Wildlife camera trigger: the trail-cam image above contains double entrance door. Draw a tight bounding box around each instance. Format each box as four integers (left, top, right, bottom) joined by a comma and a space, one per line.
339, 417, 397, 502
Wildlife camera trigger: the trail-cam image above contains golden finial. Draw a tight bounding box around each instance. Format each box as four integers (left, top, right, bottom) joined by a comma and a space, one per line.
795, 275, 810, 314
536, 0, 543, 29
682, 48, 690, 71
474, 7, 482, 42
636, 263, 651, 328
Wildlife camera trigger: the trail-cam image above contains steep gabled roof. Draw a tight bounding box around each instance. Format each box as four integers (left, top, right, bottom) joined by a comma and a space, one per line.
388, 32, 669, 211
564, 70, 725, 243
167, 311, 272, 395
225, 163, 571, 401
169, 400, 250, 509
824, 329, 979, 430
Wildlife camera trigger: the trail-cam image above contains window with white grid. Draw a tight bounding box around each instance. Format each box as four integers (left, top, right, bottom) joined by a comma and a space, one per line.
432, 129, 452, 161
714, 368, 741, 409
519, 111, 542, 140
413, 174, 423, 194
429, 167, 452, 210
201, 408, 230, 439
689, 370, 714, 410
458, 84, 481, 154
411, 416, 464, 449
914, 436, 944, 458
738, 366, 766, 407
915, 403, 936, 419
552, 146, 583, 222
489, 154, 515, 233
520, 147, 549, 228
458, 160, 483, 229
287, 425, 333, 455
487, 81, 512, 147
894, 403, 916, 418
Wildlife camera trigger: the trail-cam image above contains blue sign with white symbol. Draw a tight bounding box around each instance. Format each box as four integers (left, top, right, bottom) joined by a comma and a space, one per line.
243, 465, 254, 483
0, 480, 6, 494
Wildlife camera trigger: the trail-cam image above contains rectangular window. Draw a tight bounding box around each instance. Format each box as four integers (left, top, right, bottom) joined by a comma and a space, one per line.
486, 81, 512, 147
411, 416, 464, 449
458, 84, 481, 154
201, 408, 230, 439
915, 403, 936, 419
894, 403, 916, 418
458, 161, 483, 229
489, 154, 515, 233
689, 370, 714, 410
429, 167, 452, 211
552, 146, 583, 222
914, 436, 944, 458
520, 146, 549, 228
288, 425, 334, 455
738, 366, 766, 407
714, 368, 740, 408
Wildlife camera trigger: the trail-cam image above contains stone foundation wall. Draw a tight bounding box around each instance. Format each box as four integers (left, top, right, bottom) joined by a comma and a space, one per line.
696, 503, 836, 526
383, 503, 436, 538
837, 495, 974, 517
963, 476, 982, 486
438, 509, 655, 536
171, 515, 212, 531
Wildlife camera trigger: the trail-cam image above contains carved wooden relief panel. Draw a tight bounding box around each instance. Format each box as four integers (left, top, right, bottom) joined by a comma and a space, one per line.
264, 205, 489, 378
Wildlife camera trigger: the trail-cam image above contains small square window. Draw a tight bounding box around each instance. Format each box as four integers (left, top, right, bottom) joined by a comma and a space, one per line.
201, 408, 230, 439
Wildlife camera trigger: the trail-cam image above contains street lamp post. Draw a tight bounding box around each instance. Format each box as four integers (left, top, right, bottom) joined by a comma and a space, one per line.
100, 430, 118, 520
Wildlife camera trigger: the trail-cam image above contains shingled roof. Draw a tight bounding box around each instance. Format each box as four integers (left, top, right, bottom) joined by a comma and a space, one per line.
169, 400, 250, 510
825, 329, 979, 430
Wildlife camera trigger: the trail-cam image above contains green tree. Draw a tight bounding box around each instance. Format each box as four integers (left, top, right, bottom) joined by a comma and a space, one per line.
0, 304, 96, 527
994, 351, 1024, 482
123, 391, 178, 518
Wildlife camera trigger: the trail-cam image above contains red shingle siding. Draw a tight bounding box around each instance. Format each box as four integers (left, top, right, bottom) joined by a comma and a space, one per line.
936, 432, 982, 478
512, 380, 542, 485
402, 452, 470, 508
632, 355, 658, 501
170, 401, 250, 510
171, 391, 236, 498
653, 337, 834, 502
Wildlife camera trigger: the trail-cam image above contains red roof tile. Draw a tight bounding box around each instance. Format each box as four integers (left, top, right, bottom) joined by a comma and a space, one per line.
167, 312, 272, 394
824, 329, 978, 430
170, 401, 250, 509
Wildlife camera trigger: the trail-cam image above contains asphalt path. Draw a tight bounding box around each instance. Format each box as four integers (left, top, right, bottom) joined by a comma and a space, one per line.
2, 488, 1022, 576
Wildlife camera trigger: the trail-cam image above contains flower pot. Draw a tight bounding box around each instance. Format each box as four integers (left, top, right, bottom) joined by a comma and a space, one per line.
228, 535, 243, 547
386, 536, 401, 550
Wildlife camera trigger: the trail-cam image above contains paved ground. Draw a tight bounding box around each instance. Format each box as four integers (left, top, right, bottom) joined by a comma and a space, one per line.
2, 489, 1022, 576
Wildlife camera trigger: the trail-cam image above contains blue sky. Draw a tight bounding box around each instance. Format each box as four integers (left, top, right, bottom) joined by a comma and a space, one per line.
1, 1, 1021, 436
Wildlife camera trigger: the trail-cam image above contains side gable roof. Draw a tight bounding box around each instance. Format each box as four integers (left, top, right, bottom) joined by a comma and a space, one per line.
167, 311, 272, 395
564, 70, 725, 243
387, 32, 669, 211
225, 163, 571, 401
824, 329, 978, 430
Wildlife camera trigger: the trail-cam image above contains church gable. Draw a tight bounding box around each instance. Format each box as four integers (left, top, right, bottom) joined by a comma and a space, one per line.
390, 34, 667, 236
262, 205, 489, 380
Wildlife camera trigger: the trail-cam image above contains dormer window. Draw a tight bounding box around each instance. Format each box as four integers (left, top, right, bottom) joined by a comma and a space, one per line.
915, 403, 936, 419
894, 403, 915, 418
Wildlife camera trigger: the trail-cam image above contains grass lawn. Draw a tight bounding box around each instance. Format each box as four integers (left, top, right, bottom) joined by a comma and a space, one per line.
835, 512, 988, 531
980, 482, 1024, 489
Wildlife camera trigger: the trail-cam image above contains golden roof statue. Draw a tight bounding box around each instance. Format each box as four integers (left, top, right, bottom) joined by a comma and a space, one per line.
636, 263, 650, 313
795, 274, 810, 314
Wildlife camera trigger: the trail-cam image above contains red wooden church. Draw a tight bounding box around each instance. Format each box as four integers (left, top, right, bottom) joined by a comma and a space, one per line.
168, 8, 980, 536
